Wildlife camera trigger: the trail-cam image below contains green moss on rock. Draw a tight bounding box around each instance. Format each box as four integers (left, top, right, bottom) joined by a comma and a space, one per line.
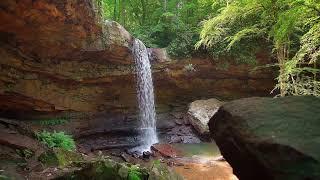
54, 158, 182, 180
39, 148, 82, 167
149, 160, 183, 180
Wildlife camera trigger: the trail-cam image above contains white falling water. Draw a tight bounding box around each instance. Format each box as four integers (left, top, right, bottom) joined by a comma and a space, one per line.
132, 39, 158, 152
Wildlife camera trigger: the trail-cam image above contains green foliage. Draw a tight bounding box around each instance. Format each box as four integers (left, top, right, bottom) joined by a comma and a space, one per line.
167, 28, 198, 58
198, 0, 320, 96
96, 0, 319, 95
149, 160, 183, 180
96, 0, 214, 57
277, 21, 320, 96
152, 159, 161, 166
36, 131, 76, 151
0, 175, 10, 180
16, 149, 34, 159
196, 0, 267, 62
33, 117, 69, 126
39, 148, 82, 167
128, 165, 142, 180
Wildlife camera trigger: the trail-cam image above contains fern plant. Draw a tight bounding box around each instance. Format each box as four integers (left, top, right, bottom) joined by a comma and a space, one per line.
36, 131, 76, 151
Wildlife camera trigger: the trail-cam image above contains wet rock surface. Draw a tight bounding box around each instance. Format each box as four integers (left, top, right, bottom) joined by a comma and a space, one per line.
209, 96, 320, 180
55, 102, 202, 153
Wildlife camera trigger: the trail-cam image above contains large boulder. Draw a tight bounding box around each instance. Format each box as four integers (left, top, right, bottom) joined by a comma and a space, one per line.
209, 96, 320, 180
188, 98, 223, 136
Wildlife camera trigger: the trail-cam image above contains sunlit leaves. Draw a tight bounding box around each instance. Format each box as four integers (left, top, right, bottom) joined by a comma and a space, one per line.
198, 0, 320, 96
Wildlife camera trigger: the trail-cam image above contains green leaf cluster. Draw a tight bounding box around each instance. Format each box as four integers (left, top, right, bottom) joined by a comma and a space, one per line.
36, 131, 76, 151
128, 165, 142, 180
198, 0, 320, 96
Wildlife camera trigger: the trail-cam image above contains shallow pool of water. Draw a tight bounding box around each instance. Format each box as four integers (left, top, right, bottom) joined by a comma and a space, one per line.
171, 142, 221, 157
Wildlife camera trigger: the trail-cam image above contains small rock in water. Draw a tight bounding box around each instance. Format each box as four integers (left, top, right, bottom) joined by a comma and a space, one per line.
132, 151, 140, 159
143, 151, 152, 159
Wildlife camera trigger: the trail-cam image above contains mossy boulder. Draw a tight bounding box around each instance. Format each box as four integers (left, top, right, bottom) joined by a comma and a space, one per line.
54, 158, 148, 180
39, 148, 83, 167
149, 160, 183, 180
209, 96, 320, 180
54, 158, 182, 180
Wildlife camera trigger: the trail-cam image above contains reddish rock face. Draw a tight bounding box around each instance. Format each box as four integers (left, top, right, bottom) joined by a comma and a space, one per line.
0, 0, 135, 117
0, 0, 275, 119
153, 56, 276, 106
0, 0, 133, 64
151, 144, 183, 158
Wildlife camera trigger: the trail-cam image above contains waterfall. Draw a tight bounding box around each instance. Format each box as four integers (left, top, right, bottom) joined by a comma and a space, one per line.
132, 39, 158, 152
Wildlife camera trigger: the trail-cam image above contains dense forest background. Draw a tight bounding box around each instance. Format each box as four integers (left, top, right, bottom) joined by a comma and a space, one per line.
97, 0, 215, 57
96, 0, 319, 97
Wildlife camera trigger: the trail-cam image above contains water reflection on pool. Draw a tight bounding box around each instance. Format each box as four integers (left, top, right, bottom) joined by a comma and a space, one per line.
171, 142, 221, 157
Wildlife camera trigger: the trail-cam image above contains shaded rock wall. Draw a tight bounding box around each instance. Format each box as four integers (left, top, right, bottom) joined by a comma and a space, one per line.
0, 0, 275, 119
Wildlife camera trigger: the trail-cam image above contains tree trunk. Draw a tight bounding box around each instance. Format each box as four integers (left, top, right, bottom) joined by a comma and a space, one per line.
121, 0, 126, 26
113, 0, 117, 21
314, 61, 317, 95
164, 0, 167, 12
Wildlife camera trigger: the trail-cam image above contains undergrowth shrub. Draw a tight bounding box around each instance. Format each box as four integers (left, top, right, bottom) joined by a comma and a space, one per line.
128, 165, 144, 180
36, 131, 76, 151
167, 30, 197, 58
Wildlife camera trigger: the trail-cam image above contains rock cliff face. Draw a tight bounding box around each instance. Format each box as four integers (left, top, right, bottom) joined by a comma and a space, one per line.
0, 0, 275, 119
0, 0, 135, 117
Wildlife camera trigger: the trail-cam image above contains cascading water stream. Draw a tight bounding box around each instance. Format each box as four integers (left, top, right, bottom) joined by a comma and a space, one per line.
132, 39, 158, 152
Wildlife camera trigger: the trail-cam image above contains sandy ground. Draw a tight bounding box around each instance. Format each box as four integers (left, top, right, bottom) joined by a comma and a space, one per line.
173, 157, 238, 180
